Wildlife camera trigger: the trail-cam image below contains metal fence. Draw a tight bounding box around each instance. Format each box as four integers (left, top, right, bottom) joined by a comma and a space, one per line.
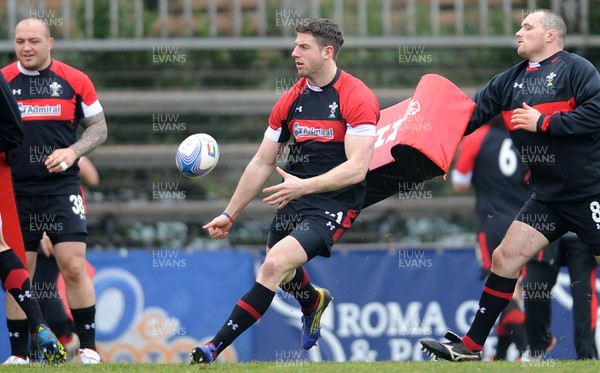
0, 0, 596, 51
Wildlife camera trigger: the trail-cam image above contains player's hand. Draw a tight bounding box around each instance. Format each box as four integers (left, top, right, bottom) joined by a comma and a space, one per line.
262, 167, 306, 209
511, 102, 541, 132
202, 214, 233, 240
40, 233, 55, 257
45, 147, 78, 173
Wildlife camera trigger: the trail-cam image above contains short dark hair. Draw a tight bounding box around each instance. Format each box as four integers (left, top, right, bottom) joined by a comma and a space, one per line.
295, 18, 344, 59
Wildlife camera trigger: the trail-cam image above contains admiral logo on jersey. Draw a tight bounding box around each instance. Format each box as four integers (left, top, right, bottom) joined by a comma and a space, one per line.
293, 122, 334, 140
18, 102, 62, 118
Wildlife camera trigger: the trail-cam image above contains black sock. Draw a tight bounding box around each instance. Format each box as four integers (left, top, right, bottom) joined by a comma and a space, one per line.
6, 318, 29, 359
463, 272, 517, 351
279, 267, 319, 315
212, 282, 275, 356
0, 250, 46, 331
71, 305, 96, 350
34, 254, 70, 339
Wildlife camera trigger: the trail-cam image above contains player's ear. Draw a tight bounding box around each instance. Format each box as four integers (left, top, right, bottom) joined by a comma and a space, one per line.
546, 29, 557, 43
322, 45, 335, 60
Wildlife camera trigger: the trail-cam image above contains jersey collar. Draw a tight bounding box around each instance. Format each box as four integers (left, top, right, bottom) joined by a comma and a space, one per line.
306, 68, 341, 92
528, 51, 563, 68
17, 59, 54, 76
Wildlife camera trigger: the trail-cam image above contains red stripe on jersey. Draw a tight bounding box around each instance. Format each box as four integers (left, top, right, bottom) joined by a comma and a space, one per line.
237, 299, 262, 320
502, 99, 576, 131
454, 124, 491, 175
19, 98, 76, 122
540, 114, 552, 132
483, 285, 513, 300
0, 153, 27, 266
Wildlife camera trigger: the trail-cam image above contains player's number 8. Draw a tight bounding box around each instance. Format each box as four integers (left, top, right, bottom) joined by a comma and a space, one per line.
590, 201, 600, 223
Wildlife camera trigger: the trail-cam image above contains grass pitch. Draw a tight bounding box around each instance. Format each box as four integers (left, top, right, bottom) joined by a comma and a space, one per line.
0, 360, 597, 373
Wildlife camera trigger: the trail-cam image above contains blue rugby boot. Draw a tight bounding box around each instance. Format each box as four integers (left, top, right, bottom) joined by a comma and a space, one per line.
32, 324, 66, 364
301, 288, 332, 350
190, 342, 218, 364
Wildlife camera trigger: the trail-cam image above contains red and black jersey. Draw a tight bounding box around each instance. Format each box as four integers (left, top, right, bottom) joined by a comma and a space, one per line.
2, 59, 103, 195
466, 51, 600, 201
267, 69, 380, 210
453, 122, 531, 234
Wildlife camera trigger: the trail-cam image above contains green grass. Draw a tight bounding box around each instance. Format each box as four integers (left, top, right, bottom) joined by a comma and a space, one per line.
2, 360, 598, 372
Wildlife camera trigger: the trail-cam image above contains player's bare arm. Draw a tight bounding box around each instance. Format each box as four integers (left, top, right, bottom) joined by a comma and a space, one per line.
263, 133, 376, 209
45, 111, 107, 173
71, 111, 109, 157
203, 138, 285, 239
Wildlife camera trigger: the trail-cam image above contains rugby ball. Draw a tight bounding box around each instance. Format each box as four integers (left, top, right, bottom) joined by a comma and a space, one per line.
175, 133, 220, 178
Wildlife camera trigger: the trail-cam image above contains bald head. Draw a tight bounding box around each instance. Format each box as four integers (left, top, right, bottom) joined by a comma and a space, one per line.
530, 9, 566, 48
16, 17, 51, 39
14, 17, 54, 71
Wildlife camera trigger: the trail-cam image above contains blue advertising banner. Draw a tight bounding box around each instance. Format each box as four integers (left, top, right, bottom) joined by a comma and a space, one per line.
254, 248, 597, 362
0, 247, 595, 362
0, 249, 256, 363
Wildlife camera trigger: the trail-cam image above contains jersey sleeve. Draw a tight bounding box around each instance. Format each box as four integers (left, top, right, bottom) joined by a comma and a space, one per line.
267, 80, 305, 143
71, 69, 103, 118
466, 61, 528, 136
537, 56, 600, 136
339, 79, 380, 131
465, 74, 505, 136
0, 73, 23, 152
452, 124, 489, 186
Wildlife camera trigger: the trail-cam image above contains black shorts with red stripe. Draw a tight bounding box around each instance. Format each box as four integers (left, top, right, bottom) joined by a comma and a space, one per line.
516, 196, 600, 256
267, 199, 359, 260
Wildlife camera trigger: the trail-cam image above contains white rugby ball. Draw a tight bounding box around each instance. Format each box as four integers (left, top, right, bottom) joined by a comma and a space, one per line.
175, 133, 220, 178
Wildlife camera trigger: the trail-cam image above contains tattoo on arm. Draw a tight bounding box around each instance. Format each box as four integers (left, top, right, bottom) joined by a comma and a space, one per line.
70, 111, 108, 157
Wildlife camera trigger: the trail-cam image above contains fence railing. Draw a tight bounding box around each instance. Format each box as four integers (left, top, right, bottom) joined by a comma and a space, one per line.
0, 0, 596, 51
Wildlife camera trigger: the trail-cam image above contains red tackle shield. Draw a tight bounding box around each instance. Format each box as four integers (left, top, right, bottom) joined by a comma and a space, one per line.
363, 74, 475, 208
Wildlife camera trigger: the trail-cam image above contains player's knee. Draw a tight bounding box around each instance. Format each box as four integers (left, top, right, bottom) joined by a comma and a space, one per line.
260, 256, 289, 281
490, 247, 517, 272
58, 258, 87, 283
